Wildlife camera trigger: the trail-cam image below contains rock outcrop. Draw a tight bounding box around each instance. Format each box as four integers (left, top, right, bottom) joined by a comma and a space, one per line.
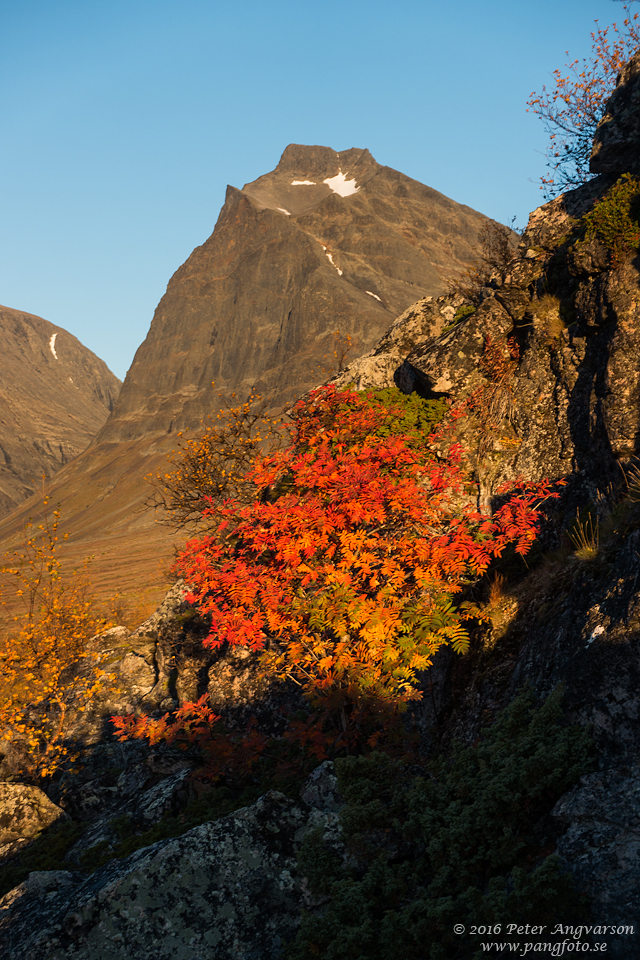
326, 294, 456, 394
0, 306, 121, 517
0, 782, 343, 960
591, 51, 640, 175
0, 784, 68, 864
331, 178, 640, 510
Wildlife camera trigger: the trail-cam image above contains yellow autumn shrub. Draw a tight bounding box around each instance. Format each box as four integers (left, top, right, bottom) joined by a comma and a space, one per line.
0, 498, 112, 778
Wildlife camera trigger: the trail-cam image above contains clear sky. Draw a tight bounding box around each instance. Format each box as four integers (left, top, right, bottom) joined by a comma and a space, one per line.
0, 0, 631, 380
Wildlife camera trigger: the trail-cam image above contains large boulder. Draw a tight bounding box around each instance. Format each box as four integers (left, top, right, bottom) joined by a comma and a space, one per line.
325, 294, 457, 394
0, 785, 343, 960
0, 784, 68, 863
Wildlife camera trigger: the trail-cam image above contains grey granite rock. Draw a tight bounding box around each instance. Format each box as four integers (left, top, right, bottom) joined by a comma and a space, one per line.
554, 767, 640, 959
0, 788, 341, 960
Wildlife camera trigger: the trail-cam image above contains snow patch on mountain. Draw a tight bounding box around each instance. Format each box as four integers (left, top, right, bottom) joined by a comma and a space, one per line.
49, 333, 58, 360
291, 180, 315, 185
321, 245, 343, 276
323, 171, 360, 197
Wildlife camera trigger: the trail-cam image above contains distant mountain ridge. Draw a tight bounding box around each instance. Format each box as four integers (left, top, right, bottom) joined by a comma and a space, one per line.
0, 305, 121, 517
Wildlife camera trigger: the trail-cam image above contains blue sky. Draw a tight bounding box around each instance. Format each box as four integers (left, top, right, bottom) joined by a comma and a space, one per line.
0, 0, 631, 379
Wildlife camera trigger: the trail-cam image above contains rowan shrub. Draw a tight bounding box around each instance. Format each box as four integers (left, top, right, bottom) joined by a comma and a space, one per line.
116, 385, 560, 765
180, 387, 558, 712
0, 499, 112, 779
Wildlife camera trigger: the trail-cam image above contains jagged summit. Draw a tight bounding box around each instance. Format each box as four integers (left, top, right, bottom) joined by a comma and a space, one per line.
98, 143, 490, 444
241, 145, 378, 216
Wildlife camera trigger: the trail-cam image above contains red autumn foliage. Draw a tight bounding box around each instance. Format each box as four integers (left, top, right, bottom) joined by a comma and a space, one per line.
170, 386, 558, 710
114, 385, 561, 770
111, 695, 270, 784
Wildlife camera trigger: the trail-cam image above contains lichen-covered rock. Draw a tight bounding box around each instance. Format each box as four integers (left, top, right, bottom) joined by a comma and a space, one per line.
591, 51, 640, 176
553, 767, 640, 959
325, 295, 459, 394
299, 760, 342, 813
377, 171, 640, 507
60, 764, 196, 869
0, 784, 68, 863
0, 789, 341, 960
407, 296, 512, 397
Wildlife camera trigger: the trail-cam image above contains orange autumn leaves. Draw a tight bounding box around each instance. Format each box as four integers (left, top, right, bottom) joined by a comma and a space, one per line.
172, 386, 558, 713
0, 500, 111, 778
527, 4, 640, 197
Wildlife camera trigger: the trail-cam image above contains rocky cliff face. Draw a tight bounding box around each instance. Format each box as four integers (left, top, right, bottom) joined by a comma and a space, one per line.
99, 143, 491, 443
590, 51, 640, 176
323, 58, 640, 953
0, 306, 121, 518
330, 176, 640, 509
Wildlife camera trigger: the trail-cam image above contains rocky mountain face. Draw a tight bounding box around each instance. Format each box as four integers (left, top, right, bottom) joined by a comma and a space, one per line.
9, 86, 640, 956
99, 143, 491, 443
0, 306, 121, 518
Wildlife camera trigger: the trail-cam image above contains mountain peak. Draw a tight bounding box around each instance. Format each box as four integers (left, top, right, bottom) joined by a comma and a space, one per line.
276, 143, 377, 178
0, 147, 493, 585
241, 144, 379, 217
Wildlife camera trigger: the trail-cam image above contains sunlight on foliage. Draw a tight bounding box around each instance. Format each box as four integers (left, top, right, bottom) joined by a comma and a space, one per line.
0, 497, 113, 778
171, 386, 559, 720
583, 173, 640, 265
145, 385, 288, 530
568, 508, 600, 562
527, 5, 640, 198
